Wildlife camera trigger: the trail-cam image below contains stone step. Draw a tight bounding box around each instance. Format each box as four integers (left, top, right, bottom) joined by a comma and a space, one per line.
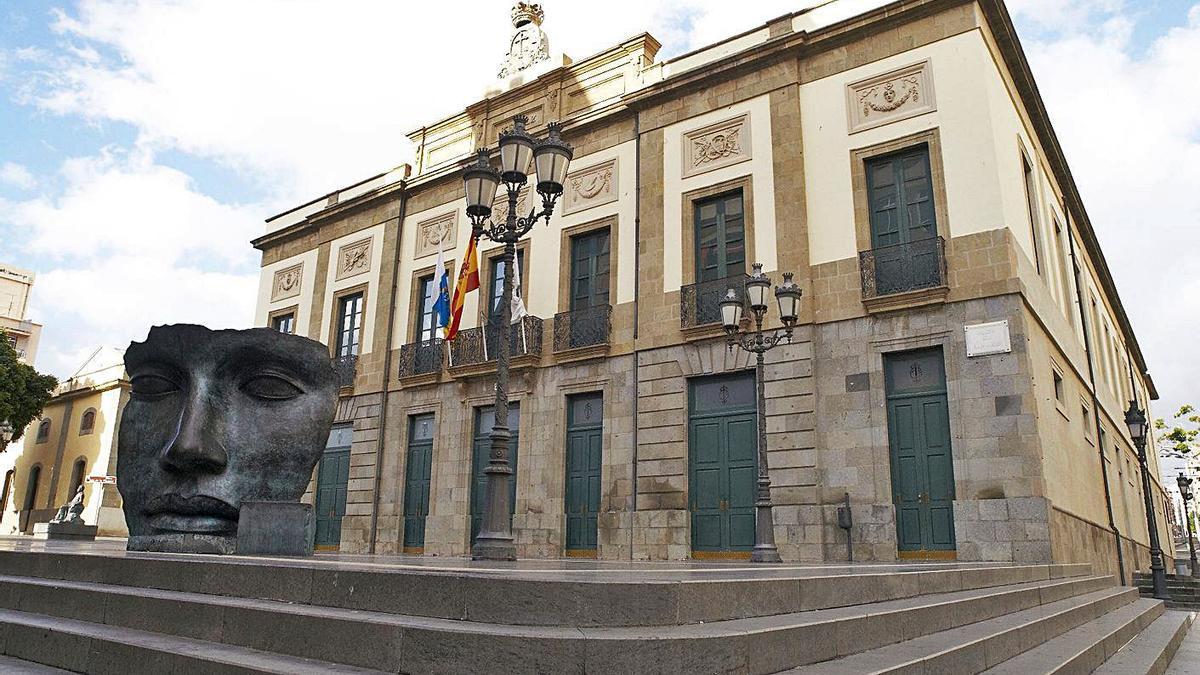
979, 597, 1165, 674
0, 655, 75, 674
0, 572, 1118, 674
779, 586, 1138, 674
1165, 612, 1200, 674
0, 608, 386, 674
1094, 610, 1194, 675
0, 548, 1091, 628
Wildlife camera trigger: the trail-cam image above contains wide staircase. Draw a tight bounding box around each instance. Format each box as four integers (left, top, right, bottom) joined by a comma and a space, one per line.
1136, 571, 1200, 611
0, 549, 1194, 674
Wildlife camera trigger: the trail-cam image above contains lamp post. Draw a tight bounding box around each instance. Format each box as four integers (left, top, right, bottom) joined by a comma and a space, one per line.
719, 262, 802, 563
1178, 472, 1199, 577
461, 114, 572, 561
1126, 400, 1169, 599
0, 420, 12, 451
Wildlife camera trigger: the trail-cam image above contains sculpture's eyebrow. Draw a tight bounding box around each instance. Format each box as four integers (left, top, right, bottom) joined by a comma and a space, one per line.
217, 345, 316, 384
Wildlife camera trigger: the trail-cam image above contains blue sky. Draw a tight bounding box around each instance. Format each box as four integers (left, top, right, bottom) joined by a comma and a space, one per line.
1, 0, 1198, 429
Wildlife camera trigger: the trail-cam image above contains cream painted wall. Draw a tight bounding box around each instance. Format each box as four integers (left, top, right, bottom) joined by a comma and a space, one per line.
318, 223, 387, 354
802, 30, 1008, 265
662, 93, 777, 292
254, 248, 320, 338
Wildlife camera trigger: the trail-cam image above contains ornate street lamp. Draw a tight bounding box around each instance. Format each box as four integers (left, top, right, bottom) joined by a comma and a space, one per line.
462, 114, 572, 561
0, 420, 12, 450
720, 262, 801, 563
1178, 472, 1199, 577
1126, 400, 1169, 598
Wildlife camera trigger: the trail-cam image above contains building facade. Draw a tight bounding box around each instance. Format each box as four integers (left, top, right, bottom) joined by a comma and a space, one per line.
0, 348, 129, 537
0, 264, 42, 365
252, 0, 1172, 576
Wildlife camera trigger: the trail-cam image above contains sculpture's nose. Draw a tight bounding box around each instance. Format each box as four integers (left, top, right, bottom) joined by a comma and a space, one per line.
161, 384, 228, 474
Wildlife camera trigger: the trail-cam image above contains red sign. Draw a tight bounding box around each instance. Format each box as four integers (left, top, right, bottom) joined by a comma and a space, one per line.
87, 475, 116, 484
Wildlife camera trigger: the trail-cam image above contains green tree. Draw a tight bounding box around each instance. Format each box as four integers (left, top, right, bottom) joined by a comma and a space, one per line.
0, 330, 58, 447
1155, 404, 1199, 457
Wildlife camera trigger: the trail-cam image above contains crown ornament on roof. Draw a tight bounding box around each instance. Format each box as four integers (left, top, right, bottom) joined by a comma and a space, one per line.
499, 2, 551, 79
511, 2, 544, 27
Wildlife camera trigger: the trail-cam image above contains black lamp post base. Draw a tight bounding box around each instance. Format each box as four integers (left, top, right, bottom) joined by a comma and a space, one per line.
751, 545, 782, 563
471, 536, 517, 561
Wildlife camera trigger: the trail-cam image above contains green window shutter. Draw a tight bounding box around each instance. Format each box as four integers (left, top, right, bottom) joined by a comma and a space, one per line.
866, 146, 937, 249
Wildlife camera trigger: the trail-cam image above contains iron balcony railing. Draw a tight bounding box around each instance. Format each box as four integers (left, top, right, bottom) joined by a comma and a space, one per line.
398, 339, 444, 378
332, 354, 358, 388
449, 315, 543, 368
553, 305, 612, 351
681, 273, 749, 329
858, 236, 947, 299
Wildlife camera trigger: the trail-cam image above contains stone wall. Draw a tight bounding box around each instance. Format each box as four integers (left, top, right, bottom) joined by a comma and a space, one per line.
954, 497, 1052, 563
812, 293, 1045, 562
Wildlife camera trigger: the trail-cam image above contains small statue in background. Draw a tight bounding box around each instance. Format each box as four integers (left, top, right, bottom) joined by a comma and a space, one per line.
50, 485, 86, 525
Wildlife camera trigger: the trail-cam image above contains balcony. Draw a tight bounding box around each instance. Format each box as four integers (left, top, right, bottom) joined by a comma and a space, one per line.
553, 305, 612, 357
398, 339, 444, 381
448, 315, 543, 376
681, 273, 748, 331
858, 236, 949, 312
332, 354, 358, 389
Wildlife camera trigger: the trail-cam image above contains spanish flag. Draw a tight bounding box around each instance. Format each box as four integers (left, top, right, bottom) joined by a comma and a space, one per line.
445, 233, 480, 341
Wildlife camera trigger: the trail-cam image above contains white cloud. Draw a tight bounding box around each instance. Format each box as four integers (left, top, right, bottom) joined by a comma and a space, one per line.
1015, 4, 1200, 417
0, 162, 36, 190
2, 150, 261, 376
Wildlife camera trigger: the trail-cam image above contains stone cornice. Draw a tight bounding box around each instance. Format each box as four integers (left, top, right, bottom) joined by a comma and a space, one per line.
251, 181, 406, 252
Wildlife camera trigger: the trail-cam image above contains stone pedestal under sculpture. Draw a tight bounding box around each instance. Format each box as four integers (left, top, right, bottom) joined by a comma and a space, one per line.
236, 501, 315, 556
117, 324, 337, 554
35, 485, 97, 541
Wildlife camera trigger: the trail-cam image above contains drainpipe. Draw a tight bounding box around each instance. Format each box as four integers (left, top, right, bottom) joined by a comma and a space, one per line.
367, 180, 408, 554
629, 110, 641, 560
1065, 208, 1125, 584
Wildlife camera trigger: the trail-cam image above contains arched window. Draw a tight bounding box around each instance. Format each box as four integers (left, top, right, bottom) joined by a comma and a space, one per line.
0, 470, 13, 515
35, 419, 51, 444
79, 409, 96, 435
68, 458, 87, 499
23, 465, 40, 511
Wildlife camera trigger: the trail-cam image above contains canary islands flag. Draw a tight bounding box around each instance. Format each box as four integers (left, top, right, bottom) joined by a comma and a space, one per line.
432, 246, 451, 337
446, 233, 480, 341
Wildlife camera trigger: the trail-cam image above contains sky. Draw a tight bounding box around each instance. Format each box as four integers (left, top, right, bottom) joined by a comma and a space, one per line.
0, 0, 1197, 422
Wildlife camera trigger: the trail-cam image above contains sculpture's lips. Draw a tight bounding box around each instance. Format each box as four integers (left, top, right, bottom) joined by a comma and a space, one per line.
143, 494, 238, 534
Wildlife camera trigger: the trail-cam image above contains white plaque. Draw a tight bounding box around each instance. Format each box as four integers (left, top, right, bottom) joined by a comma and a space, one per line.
964, 320, 1012, 357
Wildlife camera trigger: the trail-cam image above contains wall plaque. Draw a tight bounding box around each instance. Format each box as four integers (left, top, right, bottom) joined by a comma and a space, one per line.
965, 320, 1012, 357
271, 263, 303, 302
415, 211, 457, 259
846, 59, 936, 133
563, 158, 618, 214
682, 113, 751, 178
335, 237, 373, 281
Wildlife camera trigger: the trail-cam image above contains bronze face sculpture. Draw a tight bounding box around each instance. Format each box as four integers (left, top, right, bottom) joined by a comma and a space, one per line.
118, 325, 337, 553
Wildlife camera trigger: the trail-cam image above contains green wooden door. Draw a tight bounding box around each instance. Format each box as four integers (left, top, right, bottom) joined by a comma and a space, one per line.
403, 413, 435, 552
688, 373, 758, 556
470, 404, 519, 544
694, 191, 747, 325
315, 424, 353, 549
866, 147, 939, 295
568, 230, 612, 348
885, 348, 956, 556
565, 393, 603, 553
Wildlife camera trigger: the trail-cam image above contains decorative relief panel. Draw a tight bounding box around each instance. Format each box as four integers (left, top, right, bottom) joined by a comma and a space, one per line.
335, 237, 373, 281
415, 211, 458, 259
846, 60, 936, 133
682, 114, 751, 178
562, 158, 618, 214
271, 263, 303, 302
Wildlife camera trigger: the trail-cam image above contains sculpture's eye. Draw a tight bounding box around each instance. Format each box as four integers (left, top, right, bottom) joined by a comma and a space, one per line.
130, 374, 180, 400
241, 375, 302, 401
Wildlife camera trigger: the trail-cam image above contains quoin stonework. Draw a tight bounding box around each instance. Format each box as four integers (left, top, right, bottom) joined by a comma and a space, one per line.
250, 0, 1173, 577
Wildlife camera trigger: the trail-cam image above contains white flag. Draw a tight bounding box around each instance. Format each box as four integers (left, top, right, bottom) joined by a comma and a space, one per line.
510, 254, 528, 324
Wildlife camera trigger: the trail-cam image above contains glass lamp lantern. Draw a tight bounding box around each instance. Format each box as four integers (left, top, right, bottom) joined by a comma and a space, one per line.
1125, 402, 1147, 445
1180, 473, 1194, 502
0, 420, 12, 444
533, 122, 572, 198
746, 262, 771, 312
720, 288, 743, 333
498, 114, 536, 184
775, 272, 801, 325
463, 150, 501, 220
